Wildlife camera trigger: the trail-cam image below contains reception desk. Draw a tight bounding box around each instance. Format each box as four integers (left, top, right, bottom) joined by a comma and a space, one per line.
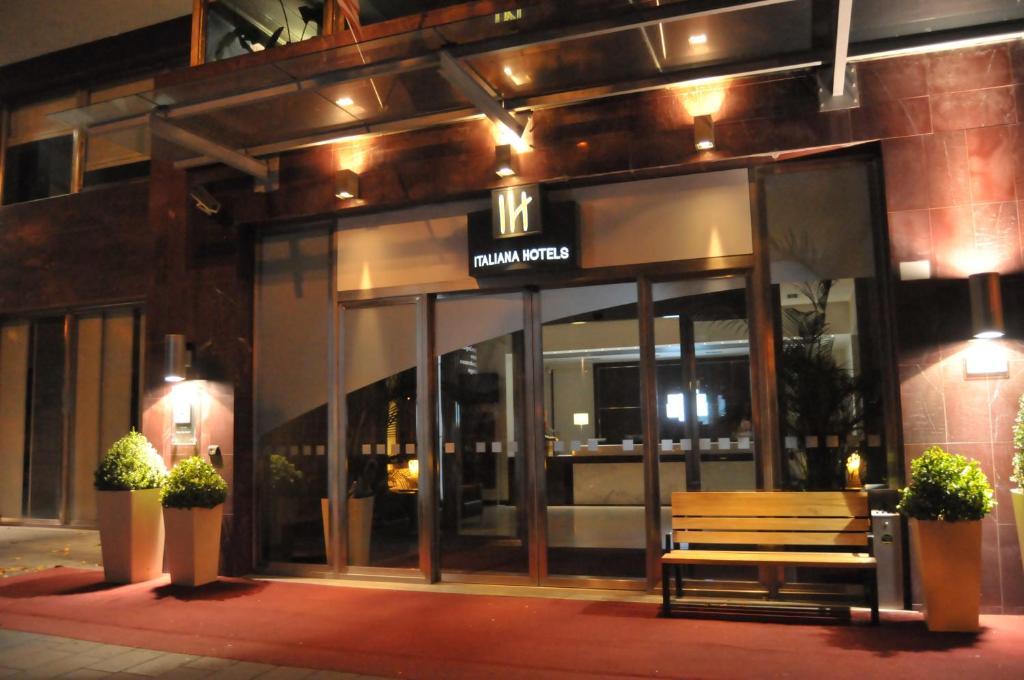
546, 443, 756, 505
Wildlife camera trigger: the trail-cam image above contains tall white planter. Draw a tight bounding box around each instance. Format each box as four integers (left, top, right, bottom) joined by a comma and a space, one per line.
1012, 489, 1024, 572
96, 488, 164, 583
164, 504, 224, 587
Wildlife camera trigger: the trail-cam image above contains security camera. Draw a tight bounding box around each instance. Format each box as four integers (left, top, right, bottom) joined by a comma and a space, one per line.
190, 186, 221, 216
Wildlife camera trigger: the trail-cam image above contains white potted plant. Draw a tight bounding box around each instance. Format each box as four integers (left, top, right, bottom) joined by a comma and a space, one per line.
161, 455, 228, 586
94, 430, 167, 583
898, 445, 995, 632
1011, 394, 1024, 572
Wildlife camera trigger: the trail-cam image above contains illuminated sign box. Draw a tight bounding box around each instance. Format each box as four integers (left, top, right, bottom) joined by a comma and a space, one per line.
469, 186, 579, 277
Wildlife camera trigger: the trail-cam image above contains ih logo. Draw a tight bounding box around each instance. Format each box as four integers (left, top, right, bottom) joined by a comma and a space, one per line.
498, 189, 532, 235
491, 185, 541, 239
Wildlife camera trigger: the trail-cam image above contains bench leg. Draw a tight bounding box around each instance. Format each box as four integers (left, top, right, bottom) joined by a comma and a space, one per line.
662, 562, 672, 618
675, 564, 683, 598
863, 569, 879, 625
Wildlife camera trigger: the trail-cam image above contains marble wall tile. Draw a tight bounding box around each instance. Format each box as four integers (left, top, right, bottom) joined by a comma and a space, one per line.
981, 515, 1003, 610
882, 136, 929, 211
928, 45, 1013, 94
924, 131, 971, 208
931, 86, 1016, 132
929, 204, 975, 278
971, 201, 1023, 274
887, 209, 932, 263
858, 54, 929, 104
967, 125, 1017, 203
942, 372, 992, 444
998, 522, 1024, 612
851, 96, 931, 140
898, 362, 947, 444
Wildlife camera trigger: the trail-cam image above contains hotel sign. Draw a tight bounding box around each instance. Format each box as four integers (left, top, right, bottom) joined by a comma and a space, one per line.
469, 186, 579, 277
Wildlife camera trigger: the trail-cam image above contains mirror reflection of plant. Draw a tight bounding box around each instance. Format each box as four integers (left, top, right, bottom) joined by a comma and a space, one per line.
780, 280, 879, 489
268, 453, 304, 496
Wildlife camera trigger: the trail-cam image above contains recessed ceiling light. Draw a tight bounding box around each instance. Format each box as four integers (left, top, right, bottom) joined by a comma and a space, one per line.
689, 33, 708, 46
335, 96, 354, 107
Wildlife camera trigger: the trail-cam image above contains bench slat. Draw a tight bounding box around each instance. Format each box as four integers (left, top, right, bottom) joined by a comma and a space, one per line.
672, 529, 869, 547
671, 491, 868, 518
672, 517, 870, 532
662, 549, 876, 568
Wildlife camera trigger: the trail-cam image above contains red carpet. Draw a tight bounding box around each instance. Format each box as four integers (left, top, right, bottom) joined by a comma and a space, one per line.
0, 568, 1022, 680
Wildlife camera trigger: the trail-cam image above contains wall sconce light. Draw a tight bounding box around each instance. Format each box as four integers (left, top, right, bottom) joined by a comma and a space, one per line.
694, 114, 715, 151
164, 334, 190, 383
494, 144, 518, 178
969, 272, 1004, 339
335, 169, 359, 199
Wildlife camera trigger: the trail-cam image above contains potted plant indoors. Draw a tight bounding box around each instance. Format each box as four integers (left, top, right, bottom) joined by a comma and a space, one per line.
161, 455, 228, 586
322, 456, 379, 566
898, 445, 995, 632
1011, 394, 1024, 572
94, 429, 167, 583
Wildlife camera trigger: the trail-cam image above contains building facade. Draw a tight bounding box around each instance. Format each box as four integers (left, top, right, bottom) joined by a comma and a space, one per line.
1, 0, 1022, 614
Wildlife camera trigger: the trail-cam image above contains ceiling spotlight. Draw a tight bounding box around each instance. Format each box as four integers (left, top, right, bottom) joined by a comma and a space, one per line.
494, 144, 518, 178
689, 33, 708, 46
335, 96, 354, 108
335, 169, 359, 200
969, 272, 1005, 339
694, 114, 715, 151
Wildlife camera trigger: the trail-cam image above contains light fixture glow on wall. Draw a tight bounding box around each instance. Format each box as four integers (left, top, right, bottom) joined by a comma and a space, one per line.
494, 144, 518, 178
693, 114, 715, 151
335, 169, 360, 199
164, 334, 189, 383
969, 272, 1005, 339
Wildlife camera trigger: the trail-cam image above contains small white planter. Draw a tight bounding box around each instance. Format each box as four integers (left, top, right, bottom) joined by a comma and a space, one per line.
164, 504, 224, 587
96, 488, 165, 584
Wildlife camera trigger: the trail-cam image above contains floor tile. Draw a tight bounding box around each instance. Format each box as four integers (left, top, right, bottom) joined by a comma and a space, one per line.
123, 653, 197, 677
183, 656, 236, 670
255, 667, 316, 679
87, 649, 164, 673
214, 661, 278, 679
157, 667, 214, 680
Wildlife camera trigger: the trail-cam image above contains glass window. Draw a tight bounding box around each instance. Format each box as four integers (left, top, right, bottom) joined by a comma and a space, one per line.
541, 283, 646, 580
344, 303, 419, 568
764, 162, 886, 491
2, 136, 73, 204
256, 229, 330, 565
653, 276, 755, 493
357, 1, 467, 25
437, 292, 529, 575
24, 318, 67, 520
206, 0, 324, 63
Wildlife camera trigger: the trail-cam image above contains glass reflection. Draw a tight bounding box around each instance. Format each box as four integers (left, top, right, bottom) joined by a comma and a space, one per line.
541, 283, 645, 580
344, 304, 419, 568
437, 293, 528, 575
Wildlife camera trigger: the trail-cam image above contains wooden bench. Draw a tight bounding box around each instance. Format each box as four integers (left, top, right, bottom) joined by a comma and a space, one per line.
661, 491, 878, 624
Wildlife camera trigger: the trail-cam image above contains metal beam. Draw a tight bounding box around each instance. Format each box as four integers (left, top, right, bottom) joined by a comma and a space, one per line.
438, 50, 527, 137
832, 0, 853, 96
149, 114, 271, 184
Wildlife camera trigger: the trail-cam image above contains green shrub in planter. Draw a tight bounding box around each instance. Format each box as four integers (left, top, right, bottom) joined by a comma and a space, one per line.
897, 445, 994, 521
94, 429, 167, 491
161, 456, 228, 509
1012, 394, 1024, 487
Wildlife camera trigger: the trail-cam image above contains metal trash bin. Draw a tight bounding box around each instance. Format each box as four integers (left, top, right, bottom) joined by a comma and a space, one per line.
871, 510, 905, 610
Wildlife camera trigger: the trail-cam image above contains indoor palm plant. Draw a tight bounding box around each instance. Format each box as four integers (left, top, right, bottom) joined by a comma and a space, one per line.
898, 446, 995, 632
1011, 395, 1024, 572
94, 429, 167, 583
161, 455, 228, 586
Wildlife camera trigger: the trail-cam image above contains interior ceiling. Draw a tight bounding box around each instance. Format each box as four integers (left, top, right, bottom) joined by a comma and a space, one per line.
0, 0, 193, 67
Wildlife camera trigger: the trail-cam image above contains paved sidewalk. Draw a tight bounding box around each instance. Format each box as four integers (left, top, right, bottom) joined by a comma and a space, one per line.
0, 630, 385, 679
0, 528, 101, 580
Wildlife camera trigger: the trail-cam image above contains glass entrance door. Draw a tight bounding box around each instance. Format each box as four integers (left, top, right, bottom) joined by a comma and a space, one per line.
436, 292, 530, 577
